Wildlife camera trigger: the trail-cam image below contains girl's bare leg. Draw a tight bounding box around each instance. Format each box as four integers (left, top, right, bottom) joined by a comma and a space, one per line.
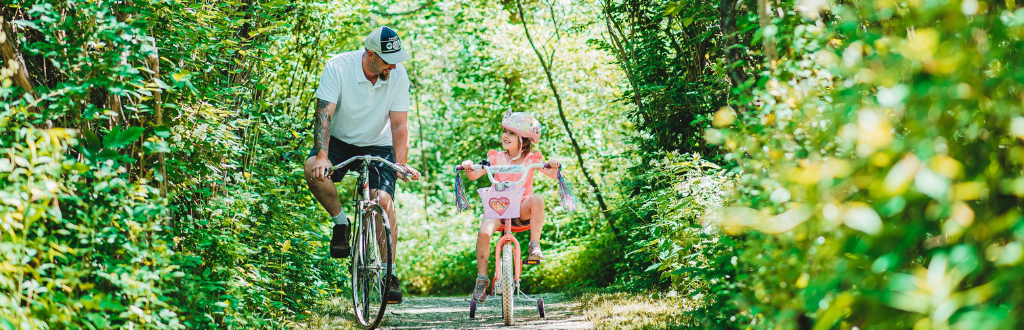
520, 195, 545, 242
477, 217, 501, 277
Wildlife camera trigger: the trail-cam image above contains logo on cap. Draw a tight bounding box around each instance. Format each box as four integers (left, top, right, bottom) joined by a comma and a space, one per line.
384, 39, 401, 51
380, 27, 402, 54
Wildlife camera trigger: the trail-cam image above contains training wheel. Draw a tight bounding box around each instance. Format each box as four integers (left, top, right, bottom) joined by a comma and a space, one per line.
470, 300, 477, 319
537, 297, 546, 318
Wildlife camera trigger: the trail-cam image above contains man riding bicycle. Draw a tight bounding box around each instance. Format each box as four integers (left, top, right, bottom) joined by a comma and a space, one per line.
304, 26, 421, 304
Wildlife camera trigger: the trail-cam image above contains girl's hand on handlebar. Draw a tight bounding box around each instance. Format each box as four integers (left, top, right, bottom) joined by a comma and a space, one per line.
461, 160, 474, 171
549, 159, 561, 170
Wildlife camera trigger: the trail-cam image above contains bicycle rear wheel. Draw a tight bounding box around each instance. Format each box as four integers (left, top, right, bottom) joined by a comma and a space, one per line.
501, 244, 515, 325
351, 204, 393, 329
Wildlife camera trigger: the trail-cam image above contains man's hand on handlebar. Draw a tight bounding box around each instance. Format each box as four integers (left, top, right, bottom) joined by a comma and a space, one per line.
308, 156, 334, 182
398, 164, 421, 182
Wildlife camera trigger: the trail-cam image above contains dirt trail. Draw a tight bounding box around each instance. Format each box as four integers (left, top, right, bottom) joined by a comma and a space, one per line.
299, 292, 593, 330
380, 293, 592, 330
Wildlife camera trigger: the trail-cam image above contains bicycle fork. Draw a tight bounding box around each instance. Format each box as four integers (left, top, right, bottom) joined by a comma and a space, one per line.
492, 219, 523, 294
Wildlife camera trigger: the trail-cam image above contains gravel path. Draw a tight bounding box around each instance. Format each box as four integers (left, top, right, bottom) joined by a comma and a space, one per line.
378, 293, 592, 330
294, 292, 594, 329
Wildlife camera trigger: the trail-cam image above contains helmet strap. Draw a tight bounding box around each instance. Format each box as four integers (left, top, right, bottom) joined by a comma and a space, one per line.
505, 133, 525, 161
507, 147, 523, 161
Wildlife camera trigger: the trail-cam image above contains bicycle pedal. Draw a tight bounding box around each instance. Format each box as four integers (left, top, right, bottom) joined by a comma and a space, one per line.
387, 301, 402, 304
523, 259, 541, 265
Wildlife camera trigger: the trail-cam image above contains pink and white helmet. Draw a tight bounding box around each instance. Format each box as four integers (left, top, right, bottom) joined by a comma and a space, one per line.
501, 111, 542, 143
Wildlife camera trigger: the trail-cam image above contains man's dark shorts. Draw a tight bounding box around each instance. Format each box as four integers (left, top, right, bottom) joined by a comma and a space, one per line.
309, 137, 397, 197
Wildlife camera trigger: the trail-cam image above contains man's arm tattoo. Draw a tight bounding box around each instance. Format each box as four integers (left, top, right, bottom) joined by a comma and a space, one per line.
313, 99, 332, 156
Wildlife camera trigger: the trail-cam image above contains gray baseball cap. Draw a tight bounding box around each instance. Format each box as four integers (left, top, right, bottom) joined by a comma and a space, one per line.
365, 26, 411, 64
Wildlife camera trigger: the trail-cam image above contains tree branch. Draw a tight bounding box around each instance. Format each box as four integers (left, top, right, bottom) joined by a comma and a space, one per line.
757, 0, 777, 63
372, 0, 435, 17
515, 0, 617, 236
602, 0, 643, 113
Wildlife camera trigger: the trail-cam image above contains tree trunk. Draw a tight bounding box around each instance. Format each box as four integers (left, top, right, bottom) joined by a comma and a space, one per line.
757, 0, 777, 63
602, 1, 643, 113
720, 0, 748, 86
0, 15, 38, 112
515, 0, 618, 236
231, 0, 254, 86
148, 37, 168, 198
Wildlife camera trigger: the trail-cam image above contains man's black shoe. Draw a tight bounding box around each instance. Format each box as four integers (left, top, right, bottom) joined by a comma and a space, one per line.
330, 222, 351, 258
386, 274, 402, 304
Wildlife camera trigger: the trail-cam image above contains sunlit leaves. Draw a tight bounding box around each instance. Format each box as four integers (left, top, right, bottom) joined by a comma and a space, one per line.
697, 0, 1024, 328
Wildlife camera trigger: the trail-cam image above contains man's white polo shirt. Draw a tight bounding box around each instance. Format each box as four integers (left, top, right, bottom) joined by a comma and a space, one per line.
315, 50, 410, 147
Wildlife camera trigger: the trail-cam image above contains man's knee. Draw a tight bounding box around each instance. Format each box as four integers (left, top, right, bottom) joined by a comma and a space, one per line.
374, 190, 393, 203
303, 157, 320, 186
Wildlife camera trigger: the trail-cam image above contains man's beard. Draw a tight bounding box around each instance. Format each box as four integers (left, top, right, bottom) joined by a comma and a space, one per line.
376, 63, 390, 81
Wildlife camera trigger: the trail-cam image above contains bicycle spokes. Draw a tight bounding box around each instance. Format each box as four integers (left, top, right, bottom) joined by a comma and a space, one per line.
356, 218, 384, 322
350, 206, 393, 329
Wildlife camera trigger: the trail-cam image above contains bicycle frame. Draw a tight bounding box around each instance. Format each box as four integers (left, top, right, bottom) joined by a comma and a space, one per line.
493, 218, 524, 292
327, 155, 411, 327
328, 155, 408, 205
327, 155, 410, 266
455, 163, 550, 294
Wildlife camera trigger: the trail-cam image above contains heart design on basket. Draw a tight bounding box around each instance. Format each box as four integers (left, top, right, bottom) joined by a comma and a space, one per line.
489, 197, 511, 216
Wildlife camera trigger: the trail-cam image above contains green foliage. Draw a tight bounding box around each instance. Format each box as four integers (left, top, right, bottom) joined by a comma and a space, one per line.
3, 0, 351, 327
707, 0, 1024, 328
102, 126, 146, 150
608, 153, 741, 327
4, 0, 636, 327
600, 0, 753, 156
0, 120, 181, 328
603, 0, 1024, 328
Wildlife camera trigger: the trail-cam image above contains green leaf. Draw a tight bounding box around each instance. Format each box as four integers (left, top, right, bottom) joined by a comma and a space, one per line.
81, 128, 102, 153
144, 140, 170, 154
171, 71, 191, 82
103, 126, 145, 149
153, 77, 171, 89
153, 125, 170, 138
670, 267, 701, 275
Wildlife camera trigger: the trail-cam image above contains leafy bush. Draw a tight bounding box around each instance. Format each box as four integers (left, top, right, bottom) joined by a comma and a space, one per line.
2, 0, 354, 327
708, 0, 1024, 328
0, 116, 182, 328
609, 152, 740, 327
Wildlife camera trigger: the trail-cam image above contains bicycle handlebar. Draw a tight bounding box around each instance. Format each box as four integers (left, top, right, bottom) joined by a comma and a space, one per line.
454, 163, 555, 188
326, 155, 415, 177
455, 163, 552, 171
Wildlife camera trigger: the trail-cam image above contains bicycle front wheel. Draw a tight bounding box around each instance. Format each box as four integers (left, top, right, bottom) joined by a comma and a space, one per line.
351, 204, 393, 329
501, 244, 515, 325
